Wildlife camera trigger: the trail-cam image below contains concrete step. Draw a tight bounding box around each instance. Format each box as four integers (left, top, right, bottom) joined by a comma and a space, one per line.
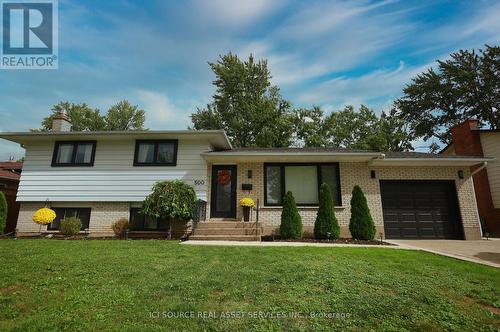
193, 228, 261, 236
195, 222, 259, 229
189, 234, 260, 241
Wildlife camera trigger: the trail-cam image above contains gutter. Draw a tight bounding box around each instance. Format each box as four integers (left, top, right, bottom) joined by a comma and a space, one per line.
471, 162, 488, 176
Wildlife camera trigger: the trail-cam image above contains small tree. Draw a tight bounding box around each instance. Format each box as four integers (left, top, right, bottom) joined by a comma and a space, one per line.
142, 180, 197, 239
280, 191, 302, 239
0, 192, 7, 234
349, 186, 376, 240
314, 183, 340, 239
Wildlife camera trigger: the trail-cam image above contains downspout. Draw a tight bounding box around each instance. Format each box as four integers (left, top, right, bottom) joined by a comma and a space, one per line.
471, 162, 487, 176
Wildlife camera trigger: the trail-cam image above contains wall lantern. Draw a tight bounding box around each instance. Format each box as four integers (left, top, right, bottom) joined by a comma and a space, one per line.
370, 170, 376, 179
458, 170, 464, 179
247, 170, 252, 179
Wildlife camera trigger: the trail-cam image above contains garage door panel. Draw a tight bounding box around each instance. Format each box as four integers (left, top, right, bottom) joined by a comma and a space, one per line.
380, 181, 462, 240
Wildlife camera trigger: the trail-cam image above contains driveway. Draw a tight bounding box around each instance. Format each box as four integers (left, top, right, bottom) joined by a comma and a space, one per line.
387, 239, 500, 268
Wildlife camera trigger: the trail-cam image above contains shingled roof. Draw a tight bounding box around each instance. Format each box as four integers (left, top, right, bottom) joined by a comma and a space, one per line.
209, 147, 485, 159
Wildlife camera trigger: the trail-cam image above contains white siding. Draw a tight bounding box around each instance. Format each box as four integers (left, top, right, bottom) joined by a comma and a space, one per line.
18, 138, 210, 201
480, 132, 500, 208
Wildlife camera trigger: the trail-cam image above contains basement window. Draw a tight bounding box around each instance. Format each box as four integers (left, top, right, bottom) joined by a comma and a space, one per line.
47, 208, 91, 231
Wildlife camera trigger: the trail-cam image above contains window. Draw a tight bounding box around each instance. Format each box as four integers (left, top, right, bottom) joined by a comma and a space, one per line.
264, 163, 341, 206
47, 208, 91, 231
52, 141, 96, 166
129, 208, 170, 231
134, 140, 178, 166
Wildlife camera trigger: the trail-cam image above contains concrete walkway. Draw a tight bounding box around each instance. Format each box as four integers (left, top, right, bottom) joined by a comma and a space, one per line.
182, 240, 402, 248
386, 239, 500, 268
182, 239, 500, 268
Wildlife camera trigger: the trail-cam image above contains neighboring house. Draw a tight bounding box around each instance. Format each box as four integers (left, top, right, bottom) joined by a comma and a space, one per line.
0, 161, 22, 234
441, 120, 500, 235
0, 114, 492, 240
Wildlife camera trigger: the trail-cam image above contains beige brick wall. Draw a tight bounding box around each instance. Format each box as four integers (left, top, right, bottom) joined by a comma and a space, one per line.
16, 162, 482, 240
17, 202, 130, 236
207, 162, 481, 240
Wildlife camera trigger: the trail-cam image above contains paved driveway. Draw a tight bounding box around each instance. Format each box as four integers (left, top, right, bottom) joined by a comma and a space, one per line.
387, 239, 500, 268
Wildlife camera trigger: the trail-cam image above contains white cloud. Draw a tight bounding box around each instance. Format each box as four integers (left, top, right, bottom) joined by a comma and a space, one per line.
134, 90, 192, 130
191, 0, 285, 26
296, 61, 433, 112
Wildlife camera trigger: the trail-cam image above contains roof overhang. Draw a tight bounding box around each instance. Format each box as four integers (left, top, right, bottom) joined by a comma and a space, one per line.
0, 130, 232, 150
202, 151, 494, 166
202, 151, 382, 163
369, 157, 494, 167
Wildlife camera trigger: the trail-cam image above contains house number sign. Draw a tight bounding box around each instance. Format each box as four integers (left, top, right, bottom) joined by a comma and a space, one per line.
194, 180, 205, 186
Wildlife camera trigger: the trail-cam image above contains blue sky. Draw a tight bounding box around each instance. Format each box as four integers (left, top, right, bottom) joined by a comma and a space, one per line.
1, 0, 499, 159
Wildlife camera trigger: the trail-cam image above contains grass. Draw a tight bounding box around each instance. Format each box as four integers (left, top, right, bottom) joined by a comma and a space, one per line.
0, 239, 498, 331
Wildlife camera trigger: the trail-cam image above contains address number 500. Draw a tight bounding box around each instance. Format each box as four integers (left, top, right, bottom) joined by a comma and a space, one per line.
194, 180, 205, 186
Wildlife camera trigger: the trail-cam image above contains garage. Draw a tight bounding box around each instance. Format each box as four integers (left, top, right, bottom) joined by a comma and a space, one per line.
380, 181, 463, 239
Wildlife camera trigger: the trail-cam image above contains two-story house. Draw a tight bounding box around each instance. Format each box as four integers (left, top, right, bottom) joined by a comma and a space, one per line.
0, 113, 492, 240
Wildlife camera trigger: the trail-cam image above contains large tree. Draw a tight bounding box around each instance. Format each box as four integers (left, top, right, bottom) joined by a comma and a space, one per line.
395, 45, 500, 147
36, 100, 146, 131
294, 105, 413, 151
190, 53, 294, 147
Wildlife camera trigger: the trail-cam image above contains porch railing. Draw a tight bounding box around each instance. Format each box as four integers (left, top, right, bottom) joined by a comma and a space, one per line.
191, 199, 207, 232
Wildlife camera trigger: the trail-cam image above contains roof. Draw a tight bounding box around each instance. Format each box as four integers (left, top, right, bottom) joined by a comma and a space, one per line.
0, 161, 23, 170
0, 170, 20, 180
202, 147, 493, 166
207, 147, 486, 159
0, 130, 232, 150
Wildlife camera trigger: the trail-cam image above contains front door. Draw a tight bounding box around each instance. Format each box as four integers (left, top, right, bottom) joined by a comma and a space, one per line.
210, 165, 237, 218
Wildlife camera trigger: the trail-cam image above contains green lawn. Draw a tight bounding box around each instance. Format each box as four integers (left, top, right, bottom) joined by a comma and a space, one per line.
0, 240, 498, 331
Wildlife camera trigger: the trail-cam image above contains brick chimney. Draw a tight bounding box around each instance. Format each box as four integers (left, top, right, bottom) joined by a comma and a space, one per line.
450, 119, 483, 156
52, 110, 72, 132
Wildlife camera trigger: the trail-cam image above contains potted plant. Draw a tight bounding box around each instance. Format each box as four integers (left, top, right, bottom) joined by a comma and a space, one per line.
239, 198, 255, 222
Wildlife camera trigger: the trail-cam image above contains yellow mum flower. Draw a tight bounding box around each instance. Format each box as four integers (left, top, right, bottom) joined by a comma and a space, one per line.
32, 207, 57, 225
239, 197, 255, 207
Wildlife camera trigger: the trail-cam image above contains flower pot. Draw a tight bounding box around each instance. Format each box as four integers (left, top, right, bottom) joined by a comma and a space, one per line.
243, 206, 251, 222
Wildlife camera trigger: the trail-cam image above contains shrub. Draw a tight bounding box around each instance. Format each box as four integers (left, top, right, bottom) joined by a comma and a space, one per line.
0, 192, 7, 234
280, 191, 302, 239
112, 218, 129, 238
142, 180, 197, 221
349, 185, 376, 240
59, 217, 82, 236
314, 183, 340, 239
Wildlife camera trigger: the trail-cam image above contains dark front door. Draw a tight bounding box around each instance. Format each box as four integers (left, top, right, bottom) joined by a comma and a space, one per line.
380, 180, 463, 239
210, 165, 237, 218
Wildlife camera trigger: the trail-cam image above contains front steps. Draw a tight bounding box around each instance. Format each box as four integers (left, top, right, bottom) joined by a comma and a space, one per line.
189, 221, 262, 241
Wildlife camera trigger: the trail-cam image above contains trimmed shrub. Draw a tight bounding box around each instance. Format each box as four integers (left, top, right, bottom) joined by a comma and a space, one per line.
0, 192, 7, 234
112, 218, 129, 238
349, 185, 376, 240
59, 217, 82, 236
314, 183, 340, 239
280, 191, 302, 239
142, 180, 197, 221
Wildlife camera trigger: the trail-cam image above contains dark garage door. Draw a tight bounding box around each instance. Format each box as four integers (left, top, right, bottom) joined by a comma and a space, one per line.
380, 181, 463, 239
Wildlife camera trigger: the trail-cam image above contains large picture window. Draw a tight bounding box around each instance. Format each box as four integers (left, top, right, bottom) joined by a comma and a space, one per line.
264, 163, 341, 206
134, 140, 178, 166
129, 208, 170, 231
47, 208, 91, 231
52, 141, 96, 166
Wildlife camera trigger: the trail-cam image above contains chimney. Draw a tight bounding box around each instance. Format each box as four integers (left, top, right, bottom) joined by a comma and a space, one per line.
450, 119, 483, 156
52, 110, 72, 132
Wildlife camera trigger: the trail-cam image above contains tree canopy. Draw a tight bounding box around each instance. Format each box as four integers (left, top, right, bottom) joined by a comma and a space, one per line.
190, 53, 295, 147
36, 100, 146, 131
294, 105, 413, 151
395, 45, 499, 147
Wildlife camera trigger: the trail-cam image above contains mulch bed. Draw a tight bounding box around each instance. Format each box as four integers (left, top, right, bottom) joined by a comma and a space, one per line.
261, 236, 394, 245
